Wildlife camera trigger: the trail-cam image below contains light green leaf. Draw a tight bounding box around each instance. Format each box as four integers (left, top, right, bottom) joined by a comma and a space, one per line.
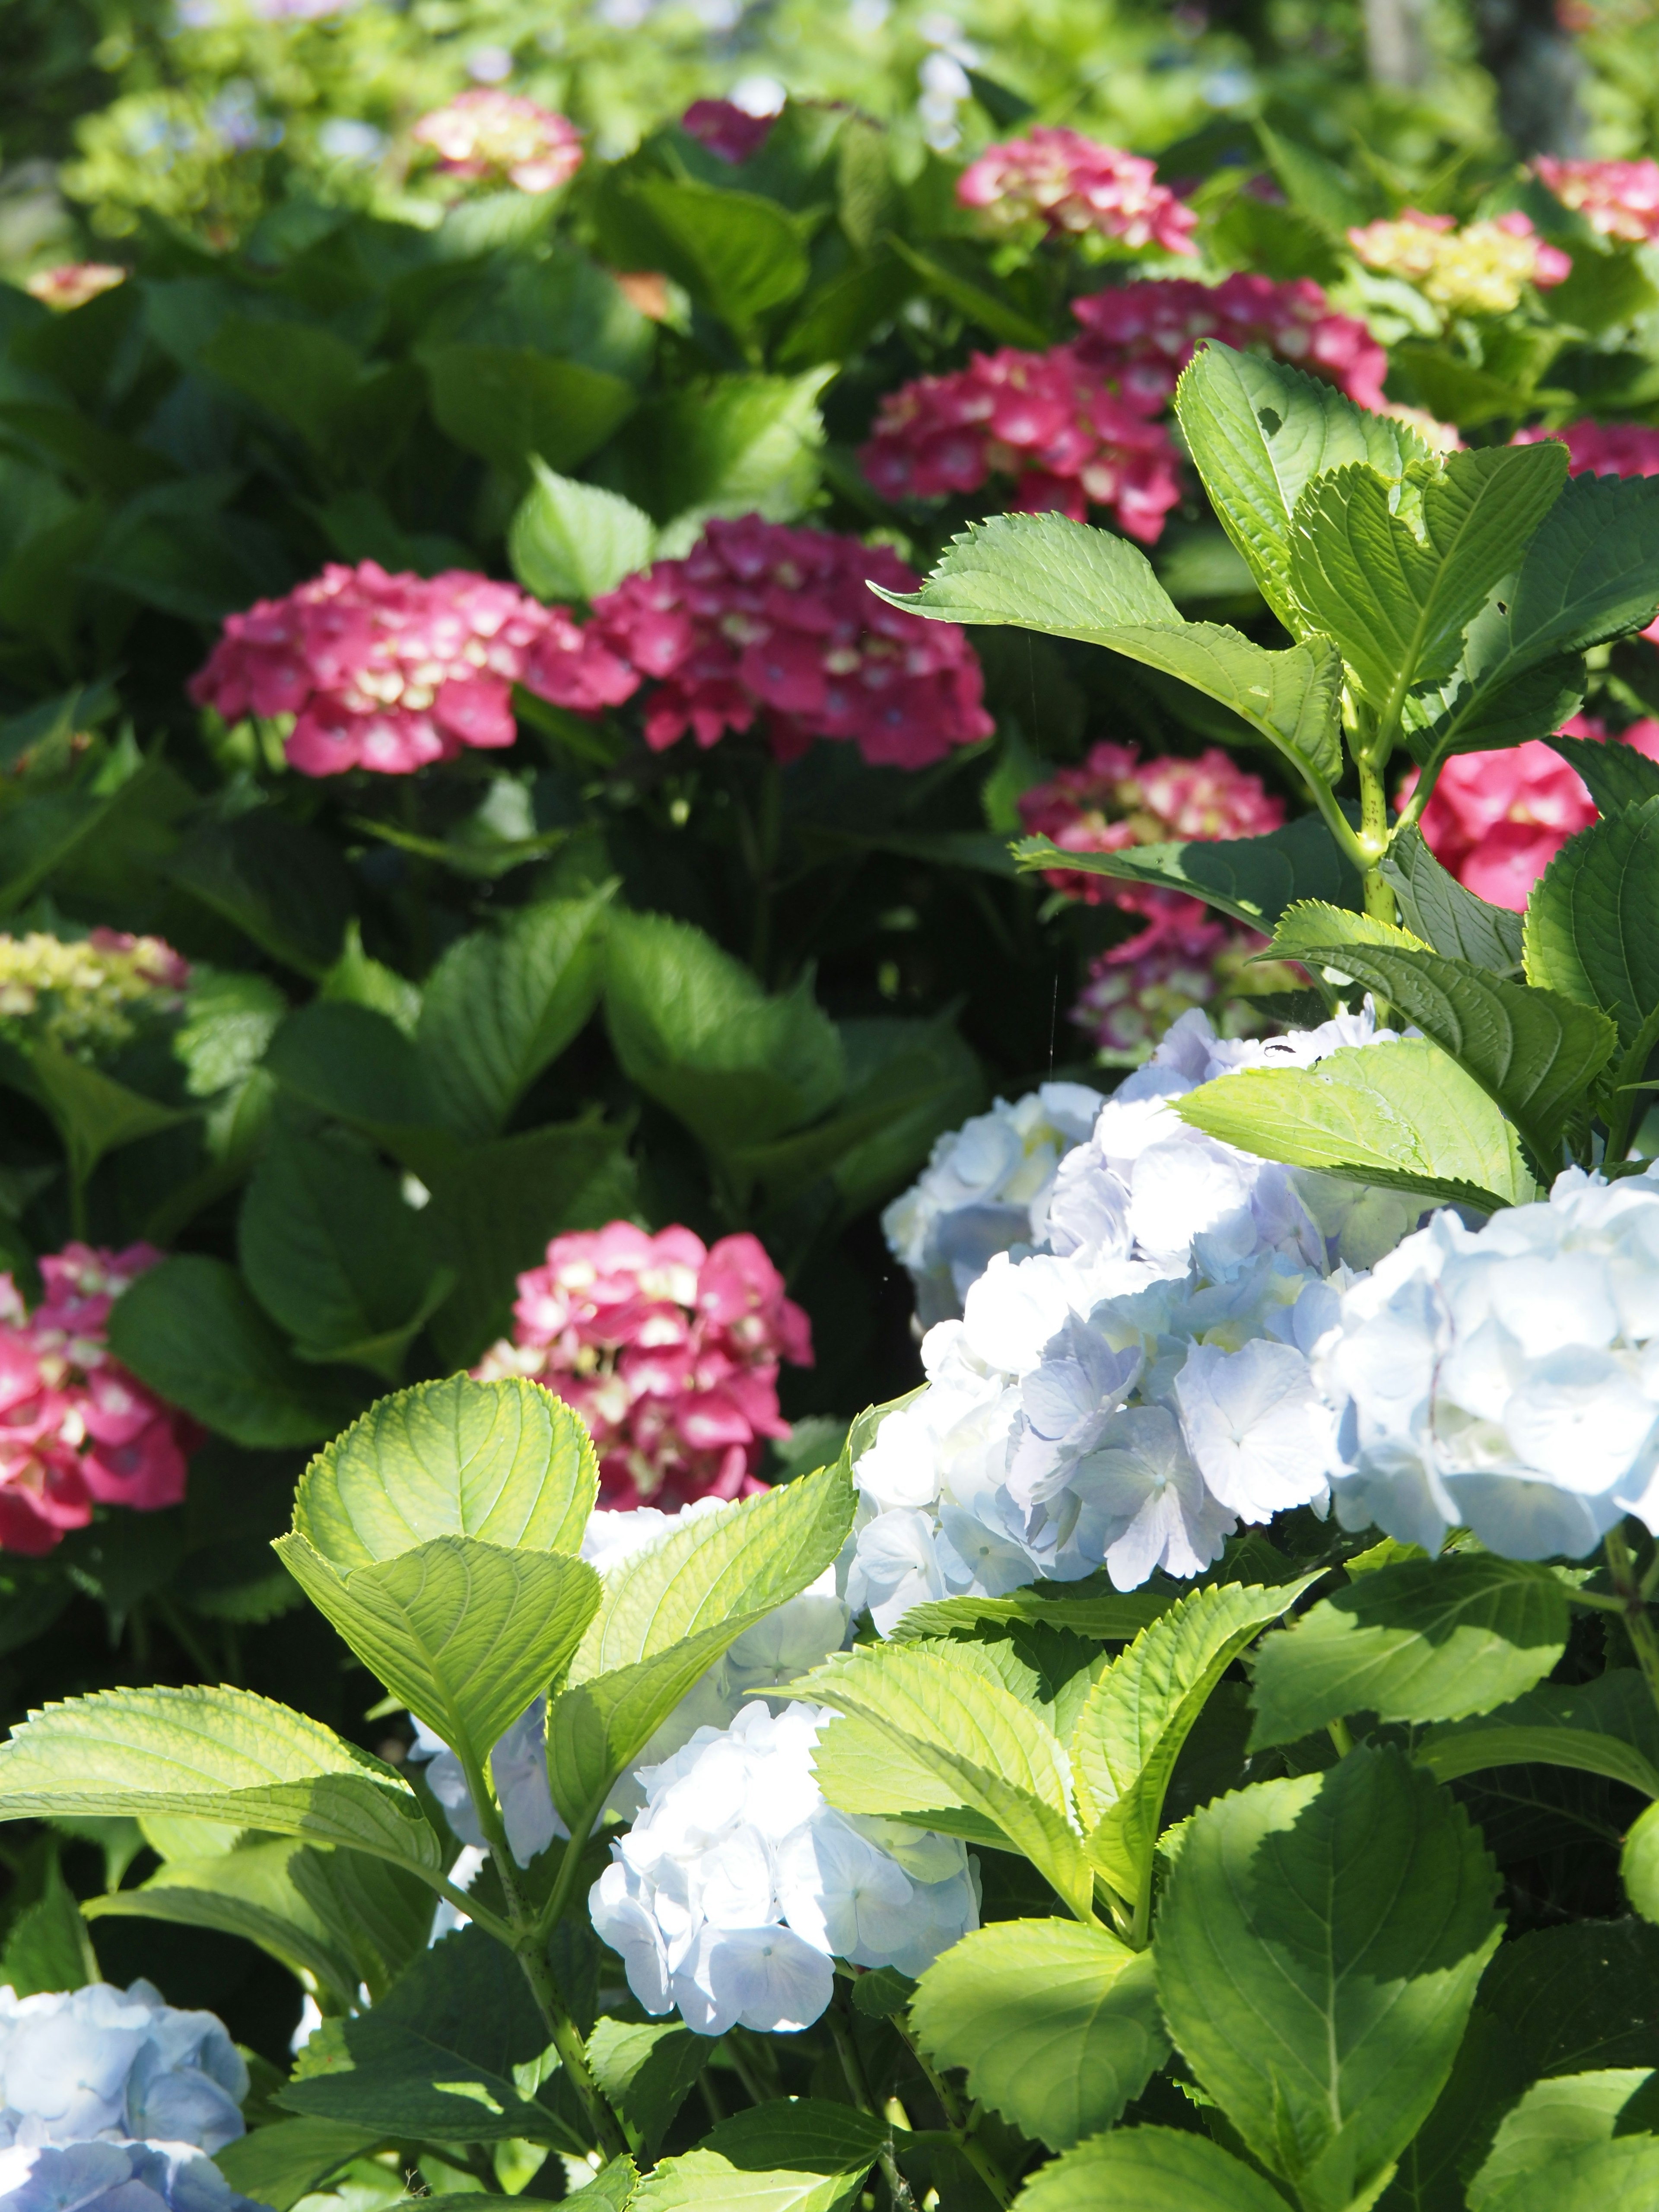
509, 460, 657, 602
806, 1711, 1007, 1851
1287, 445, 1567, 710
278, 1533, 598, 1772
880, 512, 1344, 788
1381, 825, 1525, 973
0, 1847, 98, 1995
1524, 796, 1659, 1053
416, 891, 612, 1140
1249, 1555, 1570, 1748
610, 371, 830, 528
889, 1588, 1173, 1643
1468, 2069, 1659, 2209
1074, 1577, 1316, 1902
423, 345, 636, 476
293, 1374, 598, 1571
1156, 1747, 1503, 2212
215, 2118, 383, 2212
910, 1918, 1166, 2149
586, 2020, 706, 2156
1473, 2138, 1659, 2212
0, 1684, 440, 1870
613, 178, 810, 338
629, 2155, 864, 2212
699, 2101, 888, 2185
1377, 2005, 1529, 2212
1624, 1800, 1659, 1920
1011, 2126, 1291, 2212
1013, 808, 1360, 933
1175, 342, 1427, 634
1547, 730, 1659, 815
1418, 1670, 1659, 1799
1174, 1037, 1539, 1213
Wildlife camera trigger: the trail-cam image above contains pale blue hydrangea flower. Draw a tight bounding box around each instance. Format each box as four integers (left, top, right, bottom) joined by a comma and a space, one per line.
0, 2136, 263, 2212
0, 1983, 246, 2156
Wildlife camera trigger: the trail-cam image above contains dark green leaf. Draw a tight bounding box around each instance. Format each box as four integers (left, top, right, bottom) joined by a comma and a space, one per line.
1381, 824, 1525, 972
1547, 731, 1659, 815
1014, 807, 1360, 932
215, 2118, 383, 2212
1478, 1919, 1659, 2075
1523, 795, 1659, 1052
423, 345, 637, 476
0, 1847, 98, 1995
168, 812, 353, 979
587, 2020, 709, 2155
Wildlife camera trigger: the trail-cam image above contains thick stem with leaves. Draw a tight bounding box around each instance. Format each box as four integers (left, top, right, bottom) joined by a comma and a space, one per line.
888, 2014, 1014, 2209
1355, 745, 1398, 927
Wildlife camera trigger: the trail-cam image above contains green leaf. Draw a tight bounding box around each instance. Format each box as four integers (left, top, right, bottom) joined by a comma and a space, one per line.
174, 968, 289, 1096
1482, 1918, 1659, 2075
423, 345, 637, 476
807, 1713, 1007, 1853
0, 1847, 98, 1995
610, 371, 830, 528
1074, 1577, 1317, 1901
1419, 1668, 1659, 1797
630, 2157, 864, 2212
883, 235, 1049, 349
20, 1044, 191, 1188
881, 512, 1344, 789
264, 999, 442, 1149
1011, 2126, 1292, 2212
238, 1126, 445, 1377
586, 2019, 706, 2156
168, 812, 353, 980
890, 1588, 1173, 1643
1468, 2068, 1659, 2210
199, 317, 371, 459
281, 1923, 582, 2146
1249, 1554, 1570, 1747
1625, 1801, 1659, 1921
1014, 807, 1359, 933
1174, 1038, 1539, 1212
1380, 825, 1525, 973
1156, 1746, 1503, 2212
910, 1917, 1167, 2149
1547, 731, 1659, 815
610, 178, 810, 338
1378, 2006, 1529, 2212
509, 461, 657, 602
292, 1374, 598, 1571
1471, 2139, 1659, 2212
0, 1683, 441, 1871
633, 2102, 884, 2212
276, 1534, 600, 1773
416, 892, 610, 1140
604, 908, 844, 1149
107, 1255, 364, 1449
1524, 796, 1659, 1055
215, 2117, 383, 2212
1287, 445, 1567, 710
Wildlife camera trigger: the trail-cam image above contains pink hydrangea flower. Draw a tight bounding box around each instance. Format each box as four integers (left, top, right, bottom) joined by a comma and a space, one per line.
25, 264, 127, 312
0, 1244, 197, 1556
474, 1221, 813, 1508
1071, 911, 1268, 1061
412, 91, 583, 194
1513, 416, 1659, 480
566, 516, 994, 768
682, 99, 775, 165
859, 346, 1183, 541
1018, 741, 1285, 905
957, 128, 1198, 255
1533, 156, 1659, 243
1399, 716, 1659, 910
190, 560, 631, 777
1069, 273, 1389, 413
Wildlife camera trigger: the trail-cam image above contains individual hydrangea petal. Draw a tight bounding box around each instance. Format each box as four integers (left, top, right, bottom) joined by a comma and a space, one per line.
1173, 1339, 1334, 1520
1068, 1405, 1234, 1589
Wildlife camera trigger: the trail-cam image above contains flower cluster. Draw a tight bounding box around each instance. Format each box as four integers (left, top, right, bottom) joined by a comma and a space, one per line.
589, 1701, 979, 2036
1533, 155, 1659, 242
0, 932, 190, 1058
1400, 718, 1659, 911
1071, 918, 1286, 1063
882, 1083, 1105, 1328
858, 346, 1184, 540
1017, 741, 1285, 903
0, 2138, 262, 2212
682, 99, 775, 165
578, 516, 995, 766
1315, 1166, 1659, 1560
0, 1246, 196, 1555
1346, 209, 1571, 316
858, 1007, 1424, 1618
411, 91, 584, 193
1513, 416, 1659, 480
0, 1980, 248, 2152
188, 559, 630, 777
24, 265, 126, 312
474, 1222, 813, 1509
1068, 275, 1389, 414
956, 128, 1198, 255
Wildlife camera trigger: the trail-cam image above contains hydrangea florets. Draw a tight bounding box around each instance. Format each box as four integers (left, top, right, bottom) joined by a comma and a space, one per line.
474, 1222, 813, 1509
858, 347, 1184, 541
411, 91, 583, 193
0, 1980, 247, 2153
859, 1007, 1431, 1618
956, 128, 1198, 255
1071, 915, 1287, 1064
1017, 740, 1284, 904
882, 1082, 1104, 1328
589, 1700, 979, 2036
0, 1246, 196, 1556
1315, 1166, 1659, 1560
0, 2138, 263, 2212
1399, 718, 1659, 911
1532, 156, 1659, 242
189, 559, 631, 778
579, 517, 995, 766
24, 266, 126, 312
1513, 416, 1659, 481
682, 99, 775, 165
1346, 209, 1570, 316
0, 932, 190, 1058
1069, 275, 1389, 413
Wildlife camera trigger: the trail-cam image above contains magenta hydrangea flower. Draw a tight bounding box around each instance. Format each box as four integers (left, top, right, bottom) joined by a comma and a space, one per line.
571, 516, 995, 767
1071, 912, 1267, 1062
474, 1221, 814, 1509
859, 346, 1183, 541
682, 99, 775, 165
1018, 740, 1285, 905
957, 127, 1198, 255
190, 561, 632, 777
1069, 274, 1389, 413
0, 1244, 197, 1556
1533, 156, 1659, 243
1513, 416, 1659, 480
411, 90, 583, 194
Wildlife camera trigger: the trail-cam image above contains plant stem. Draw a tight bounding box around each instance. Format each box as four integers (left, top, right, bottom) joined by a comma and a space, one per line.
1328, 1717, 1355, 1758
1606, 1525, 1659, 1717
1354, 747, 1397, 926
889, 2016, 1014, 2210
827, 1998, 918, 2212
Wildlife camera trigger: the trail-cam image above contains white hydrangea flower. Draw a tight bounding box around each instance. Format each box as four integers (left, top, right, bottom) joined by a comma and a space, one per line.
0, 1985, 247, 2156
0, 2138, 263, 2212
882, 1082, 1103, 1325
1315, 1165, 1659, 1559
588, 1702, 979, 2036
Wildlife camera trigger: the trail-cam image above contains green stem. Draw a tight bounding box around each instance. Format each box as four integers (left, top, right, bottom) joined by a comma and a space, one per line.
1328, 1717, 1355, 1758
828, 1997, 917, 2212
889, 2015, 1014, 2209
1606, 1525, 1659, 1719
1355, 749, 1397, 926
